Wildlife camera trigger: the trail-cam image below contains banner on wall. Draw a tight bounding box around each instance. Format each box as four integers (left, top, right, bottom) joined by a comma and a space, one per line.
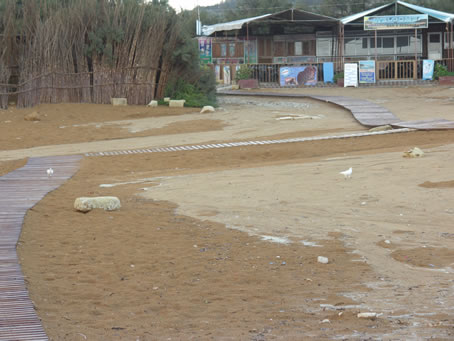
344, 63, 358, 87
359, 60, 376, 84
364, 14, 428, 30
279, 66, 317, 86
223, 66, 231, 85
323, 62, 334, 83
422, 60, 434, 80
198, 38, 212, 64
215, 65, 221, 81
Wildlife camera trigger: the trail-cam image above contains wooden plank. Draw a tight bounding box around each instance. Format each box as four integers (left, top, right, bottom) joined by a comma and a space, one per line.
0, 155, 82, 341
219, 90, 454, 130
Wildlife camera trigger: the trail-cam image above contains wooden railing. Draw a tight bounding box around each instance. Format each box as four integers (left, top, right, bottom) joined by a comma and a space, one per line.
376, 60, 417, 80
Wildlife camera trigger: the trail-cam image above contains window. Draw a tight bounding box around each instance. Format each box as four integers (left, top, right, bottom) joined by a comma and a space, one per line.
383, 37, 394, 54
221, 43, 227, 57
430, 34, 441, 43
345, 38, 357, 55
316, 37, 333, 56
295, 41, 303, 55
357, 38, 368, 55
410, 35, 422, 53
229, 43, 235, 57
370, 37, 382, 49
396, 36, 409, 53
348, 34, 421, 56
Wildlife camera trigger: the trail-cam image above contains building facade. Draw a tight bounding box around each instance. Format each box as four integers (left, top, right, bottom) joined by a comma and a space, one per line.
199, 1, 454, 82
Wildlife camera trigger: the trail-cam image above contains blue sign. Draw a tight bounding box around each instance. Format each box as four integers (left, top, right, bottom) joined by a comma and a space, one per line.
422, 60, 434, 80
364, 14, 428, 30
280, 66, 317, 86
359, 60, 376, 84
323, 63, 334, 83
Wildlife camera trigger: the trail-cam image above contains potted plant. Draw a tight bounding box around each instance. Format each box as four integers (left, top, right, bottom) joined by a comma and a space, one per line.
235, 65, 258, 89
334, 72, 344, 87
434, 64, 454, 86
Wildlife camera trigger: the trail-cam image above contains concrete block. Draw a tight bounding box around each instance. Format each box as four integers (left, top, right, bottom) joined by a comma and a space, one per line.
111, 98, 127, 106
169, 100, 185, 108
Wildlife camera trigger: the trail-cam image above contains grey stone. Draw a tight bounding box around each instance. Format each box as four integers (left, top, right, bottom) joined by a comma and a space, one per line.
74, 196, 121, 213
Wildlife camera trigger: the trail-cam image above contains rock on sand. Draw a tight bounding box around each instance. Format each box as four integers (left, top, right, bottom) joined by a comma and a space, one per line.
403, 147, 424, 158
24, 111, 41, 121
74, 196, 121, 213
200, 106, 215, 114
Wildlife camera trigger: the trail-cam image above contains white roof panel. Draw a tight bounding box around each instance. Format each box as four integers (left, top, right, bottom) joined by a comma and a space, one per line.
397, 1, 454, 23
341, 0, 454, 25
201, 13, 272, 36
341, 2, 394, 24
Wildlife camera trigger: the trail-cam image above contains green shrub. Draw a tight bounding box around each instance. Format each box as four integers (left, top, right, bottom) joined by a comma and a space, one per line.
434, 63, 454, 80
235, 64, 253, 82
164, 67, 217, 108
334, 72, 344, 82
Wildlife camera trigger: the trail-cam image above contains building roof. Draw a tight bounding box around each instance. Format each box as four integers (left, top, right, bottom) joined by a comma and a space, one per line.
341, 0, 454, 25
201, 9, 338, 36
201, 13, 272, 36
397, 1, 454, 23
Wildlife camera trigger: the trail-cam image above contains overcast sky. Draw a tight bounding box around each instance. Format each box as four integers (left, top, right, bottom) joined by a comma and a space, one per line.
168, 0, 222, 11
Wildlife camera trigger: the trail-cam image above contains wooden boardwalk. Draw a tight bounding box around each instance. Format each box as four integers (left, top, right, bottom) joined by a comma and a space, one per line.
219, 90, 454, 130
0, 155, 82, 341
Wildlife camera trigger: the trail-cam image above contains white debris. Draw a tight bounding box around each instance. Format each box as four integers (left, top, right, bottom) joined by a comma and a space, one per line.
321, 319, 331, 324
200, 106, 215, 113
317, 256, 329, 264
46, 168, 54, 177
403, 147, 424, 158
384, 240, 391, 244
357, 312, 377, 319
260, 235, 291, 244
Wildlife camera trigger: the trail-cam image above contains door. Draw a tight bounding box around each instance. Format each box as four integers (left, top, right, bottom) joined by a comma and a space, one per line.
428, 32, 442, 60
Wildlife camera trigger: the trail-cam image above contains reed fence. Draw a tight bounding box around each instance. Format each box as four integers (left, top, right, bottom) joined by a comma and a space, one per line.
0, 67, 158, 108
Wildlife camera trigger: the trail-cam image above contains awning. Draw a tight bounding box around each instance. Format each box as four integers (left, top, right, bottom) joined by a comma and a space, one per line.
201, 14, 272, 36
201, 9, 338, 36
341, 0, 454, 25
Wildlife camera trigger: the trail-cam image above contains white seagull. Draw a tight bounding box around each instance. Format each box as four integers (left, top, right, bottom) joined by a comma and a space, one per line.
340, 167, 352, 179
46, 168, 54, 177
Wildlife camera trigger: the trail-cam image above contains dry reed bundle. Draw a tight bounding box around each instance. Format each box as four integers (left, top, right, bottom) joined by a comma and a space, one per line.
8, 0, 179, 108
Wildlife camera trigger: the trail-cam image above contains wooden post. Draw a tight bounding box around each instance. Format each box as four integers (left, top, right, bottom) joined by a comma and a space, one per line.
449, 20, 454, 72
375, 30, 378, 80
246, 23, 249, 64
395, 60, 398, 80
414, 28, 418, 79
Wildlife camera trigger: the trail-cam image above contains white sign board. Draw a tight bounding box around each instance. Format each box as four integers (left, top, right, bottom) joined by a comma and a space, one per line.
344, 63, 358, 88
